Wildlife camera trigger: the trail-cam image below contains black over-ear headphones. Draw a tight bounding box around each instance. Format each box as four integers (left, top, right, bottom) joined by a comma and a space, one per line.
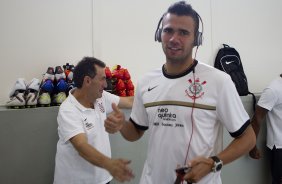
154, 15, 165, 42
154, 12, 203, 47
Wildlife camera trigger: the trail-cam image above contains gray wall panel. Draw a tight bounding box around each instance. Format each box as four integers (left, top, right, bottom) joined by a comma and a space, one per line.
0, 96, 271, 184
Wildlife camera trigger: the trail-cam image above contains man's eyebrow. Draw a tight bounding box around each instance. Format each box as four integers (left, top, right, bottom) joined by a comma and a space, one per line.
163, 27, 190, 33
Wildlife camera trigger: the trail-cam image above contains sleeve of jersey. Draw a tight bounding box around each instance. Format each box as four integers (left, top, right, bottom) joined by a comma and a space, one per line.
57, 108, 85, 143
129, 81, 149, 131
217, 76, 250, 138
103, 90, 120, 113
257, 88, 277, 111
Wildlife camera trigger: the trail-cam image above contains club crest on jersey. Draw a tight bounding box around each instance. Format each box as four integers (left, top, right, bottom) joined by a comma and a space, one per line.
185, 77, 206, 99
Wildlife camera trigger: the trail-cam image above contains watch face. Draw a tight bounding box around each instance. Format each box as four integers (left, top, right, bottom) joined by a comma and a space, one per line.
216, 162, 222, 171
211, 156, 223, 172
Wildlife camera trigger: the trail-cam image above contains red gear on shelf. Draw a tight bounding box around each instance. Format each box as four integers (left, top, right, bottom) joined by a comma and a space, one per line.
126, 90, 134, 96
117, 90, 127, 97
105, 67, 112, 79
116, 79, 126, 91
109, 65, 135, 96
123, 69, 131, 80
125, 79, 134, 90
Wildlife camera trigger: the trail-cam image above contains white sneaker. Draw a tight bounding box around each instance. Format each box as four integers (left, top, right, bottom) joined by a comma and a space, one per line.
26, 78, 40, 107
6, 78, 27, 108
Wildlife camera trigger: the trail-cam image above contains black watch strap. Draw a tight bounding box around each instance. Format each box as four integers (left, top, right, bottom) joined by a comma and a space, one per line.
210, 156, 223, 172
211, 156, 220, 163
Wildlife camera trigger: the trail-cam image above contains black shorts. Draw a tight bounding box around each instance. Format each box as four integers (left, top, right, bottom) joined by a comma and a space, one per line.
267, 146, 282, 184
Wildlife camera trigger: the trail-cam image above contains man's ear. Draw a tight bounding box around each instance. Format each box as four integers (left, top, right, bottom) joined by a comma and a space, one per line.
83, 76, 91, 87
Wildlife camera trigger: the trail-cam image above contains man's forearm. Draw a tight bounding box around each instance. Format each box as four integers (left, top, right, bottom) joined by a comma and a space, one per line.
119, 96, 134, 109
70, 134, 112, 169
251, 105, 268, 139
120, 120, 144, 142
251, 118, 261, 138
217, 125, 256, 165
75, 141, 112, 169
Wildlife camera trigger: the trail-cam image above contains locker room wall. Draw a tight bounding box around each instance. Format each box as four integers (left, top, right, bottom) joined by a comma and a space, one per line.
0, 96, 270, 184
92, 0, 282, 95
0, 0, 282, 105
0, 0, 93, 105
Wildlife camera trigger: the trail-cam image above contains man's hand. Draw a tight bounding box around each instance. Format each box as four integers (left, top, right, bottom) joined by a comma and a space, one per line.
183, 157, 213, 183
104, 158, 134, 182
104, 103, 125, 134
249, 145, 261, 159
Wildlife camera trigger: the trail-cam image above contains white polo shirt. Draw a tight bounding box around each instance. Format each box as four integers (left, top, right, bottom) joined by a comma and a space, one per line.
53, 89, 119, 184
257, 76, 282, 149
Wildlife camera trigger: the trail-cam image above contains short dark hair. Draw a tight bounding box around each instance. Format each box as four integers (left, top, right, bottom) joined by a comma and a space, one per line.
166, 1, 200, 36
73, 57, 106, 88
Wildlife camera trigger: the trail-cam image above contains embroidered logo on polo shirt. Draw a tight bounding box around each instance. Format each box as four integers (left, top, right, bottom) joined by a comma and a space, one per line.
83, 118, 94, 130
185, 77, 206, 100
98, 102, 105, 113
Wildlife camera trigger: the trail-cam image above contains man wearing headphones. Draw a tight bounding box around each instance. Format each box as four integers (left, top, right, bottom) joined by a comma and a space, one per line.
105, 1, 255, 183
249, 73, 282, 184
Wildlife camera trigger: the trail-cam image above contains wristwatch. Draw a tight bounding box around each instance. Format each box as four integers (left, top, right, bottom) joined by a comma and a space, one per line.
210, 156, 223, 172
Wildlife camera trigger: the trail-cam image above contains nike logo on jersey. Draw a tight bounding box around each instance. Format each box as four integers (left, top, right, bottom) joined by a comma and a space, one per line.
148, 85, 158, 91
226, 61, 235, 64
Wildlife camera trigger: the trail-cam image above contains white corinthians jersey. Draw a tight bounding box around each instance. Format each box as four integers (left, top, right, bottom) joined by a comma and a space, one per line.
130, 61, 250, 184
